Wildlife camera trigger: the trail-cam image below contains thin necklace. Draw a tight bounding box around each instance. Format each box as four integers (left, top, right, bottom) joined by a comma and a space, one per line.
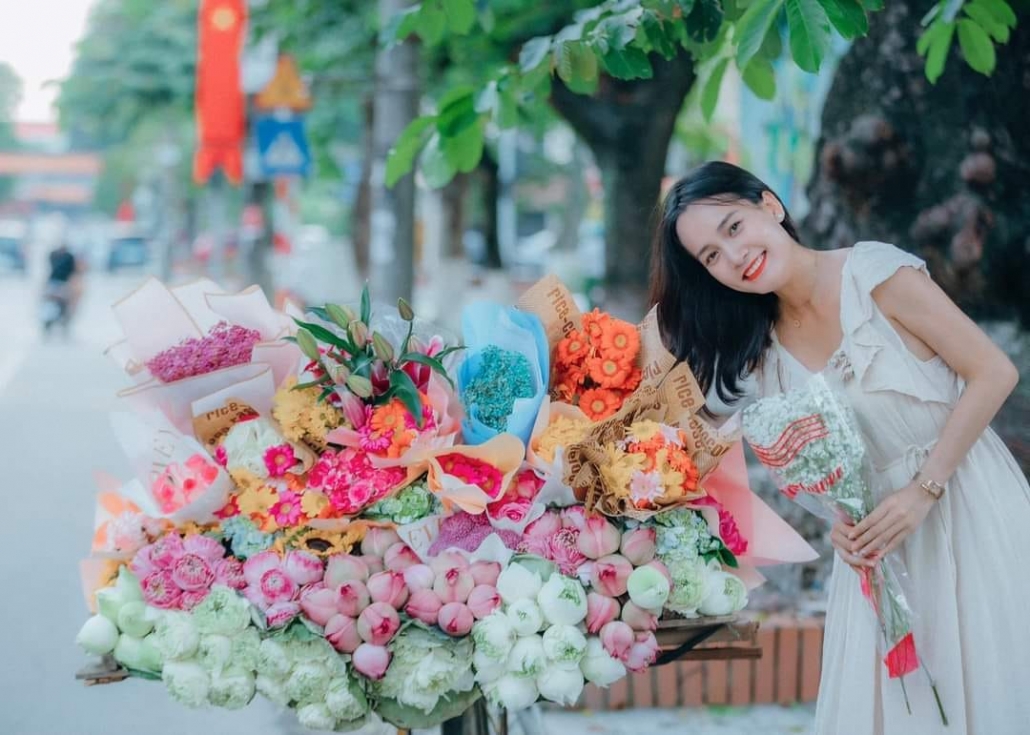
785, 254, 820, 328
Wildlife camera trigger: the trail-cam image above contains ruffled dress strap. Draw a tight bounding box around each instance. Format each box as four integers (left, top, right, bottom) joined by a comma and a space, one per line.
839, 241, 959, 404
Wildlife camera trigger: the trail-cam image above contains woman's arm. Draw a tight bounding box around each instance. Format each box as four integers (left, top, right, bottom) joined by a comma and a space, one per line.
848, 265, 1019, 557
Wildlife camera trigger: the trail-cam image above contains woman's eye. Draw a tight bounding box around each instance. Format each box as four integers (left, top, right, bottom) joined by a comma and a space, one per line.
705, 252, 718, 266
729, 221, 741, 235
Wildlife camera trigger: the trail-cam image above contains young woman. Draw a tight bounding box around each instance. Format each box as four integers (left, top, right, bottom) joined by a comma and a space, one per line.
649, 161, 1030, 734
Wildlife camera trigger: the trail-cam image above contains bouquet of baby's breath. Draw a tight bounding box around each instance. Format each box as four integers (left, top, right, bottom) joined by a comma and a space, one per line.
743, 375, 946, 723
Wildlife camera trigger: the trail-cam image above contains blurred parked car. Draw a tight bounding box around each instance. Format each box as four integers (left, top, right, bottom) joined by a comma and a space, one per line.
106, 224, 150, 271
0, 220, 28, 273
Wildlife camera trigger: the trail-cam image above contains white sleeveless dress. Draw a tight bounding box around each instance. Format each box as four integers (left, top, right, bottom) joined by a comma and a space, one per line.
754, 241, 1030, 735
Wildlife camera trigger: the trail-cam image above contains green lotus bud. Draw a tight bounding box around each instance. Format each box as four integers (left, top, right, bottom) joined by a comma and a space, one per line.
348, 320, 370, 347
346, 374, 374, 399
325, 304, 355, 330
372, 332, 394, 363
296, 329, 321, 361
397, 298, 415, 322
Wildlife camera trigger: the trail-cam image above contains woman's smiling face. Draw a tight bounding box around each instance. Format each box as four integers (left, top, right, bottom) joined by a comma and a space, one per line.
674, 191, 797, 294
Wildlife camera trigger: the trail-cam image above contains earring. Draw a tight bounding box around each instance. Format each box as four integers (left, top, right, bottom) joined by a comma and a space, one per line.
776, 212, 784, 223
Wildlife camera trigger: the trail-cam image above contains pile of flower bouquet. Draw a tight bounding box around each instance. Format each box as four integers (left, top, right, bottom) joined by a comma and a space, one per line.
76, 276, 812, 731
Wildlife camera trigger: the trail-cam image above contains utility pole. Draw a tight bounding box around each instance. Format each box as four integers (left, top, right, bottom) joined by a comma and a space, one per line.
369, 0, 420, 303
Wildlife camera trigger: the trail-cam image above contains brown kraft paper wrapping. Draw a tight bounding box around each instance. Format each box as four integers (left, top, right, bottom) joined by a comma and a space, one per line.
192, 398, 259, 452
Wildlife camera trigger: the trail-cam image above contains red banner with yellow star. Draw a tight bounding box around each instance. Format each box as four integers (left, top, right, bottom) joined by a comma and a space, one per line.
193, 0, 248, 185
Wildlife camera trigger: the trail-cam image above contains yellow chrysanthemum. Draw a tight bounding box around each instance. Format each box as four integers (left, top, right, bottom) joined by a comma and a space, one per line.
230, 467, 264, 494
598, 442, 646, 497
300, 491, 330, 518
272, 377, 345, 450
236, 484, 279, 516
534, 415, 592, 463
627, 420, 663, 444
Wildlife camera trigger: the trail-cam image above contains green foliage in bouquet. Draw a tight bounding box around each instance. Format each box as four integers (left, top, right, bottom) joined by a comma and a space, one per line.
287, 284, 463, 428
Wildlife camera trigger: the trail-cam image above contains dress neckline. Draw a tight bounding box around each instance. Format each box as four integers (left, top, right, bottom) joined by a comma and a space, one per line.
771, 247, 855, 376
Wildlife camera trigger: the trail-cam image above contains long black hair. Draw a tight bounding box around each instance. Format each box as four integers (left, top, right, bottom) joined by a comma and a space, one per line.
648, 161, 801, 405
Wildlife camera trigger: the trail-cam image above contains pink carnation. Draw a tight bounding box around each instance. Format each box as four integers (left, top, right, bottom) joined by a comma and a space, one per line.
306, 448, 407, 516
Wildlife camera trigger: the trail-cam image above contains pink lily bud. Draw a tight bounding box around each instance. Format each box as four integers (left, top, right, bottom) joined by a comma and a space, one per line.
384, 543, 420, 572
402, 564, 435, 592
429, 552, 470, 575
624, 632, 660, 673
577, 516, 622, 560
438, 602, 475, 637
364, 556, 385, 576
466, 585, 502, 620
352, 643, 391, 680
590, 554, 633, 597
338, 391, 367, 430
586, 593, 621, 634
299, 583, 338, 627
361, 528, 402, 557
646, 559, 672, 586
620, 527, 657, 566
325, 555, 369, 587
600, 620, 635, 661
324, 614, 361, 653
434, 566, 475, 604
469, 561, 502, 587
621, 601, 658, 632
336, 580, 371, 617
367, 571, 409, 609
405, 589, 443, 625
357, 602, 401, 646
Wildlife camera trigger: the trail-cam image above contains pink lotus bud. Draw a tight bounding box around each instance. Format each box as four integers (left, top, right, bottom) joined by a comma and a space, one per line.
621, 601, 658, 632
438, 602, 475, 637
467, 585, 502, 620
357, 602, 401, 646
429, 552, 470, 575
325, 555, 369, 587
402, 564, 435, 592
620, 527, 657, 566
265, 601, 301, 628
646, 559, 672, 586
590, 554, 633, 597
624, 632, 660, 673
524, 512, 562, 539
586, 593, 621, 634
352, 643, 391, 680
325, 614, 361, 653
367, 571, 409, 608
434, 567, 475, 604
336, 580, 371, 617
576, 516, 622, 559
338, 391, 367, 429
299, 583, 338, 627
361, 527, 402, 557
364, 556, 385, 576
469, 561, 502, 587
560, 505, 587, 531
405, 589, 443, 625
600, 620, 635, 661
283, 551, 325, 586
384, 543, 420, 572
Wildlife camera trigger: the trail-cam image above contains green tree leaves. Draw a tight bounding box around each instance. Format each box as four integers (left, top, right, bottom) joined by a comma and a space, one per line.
917, 0, 1016, 82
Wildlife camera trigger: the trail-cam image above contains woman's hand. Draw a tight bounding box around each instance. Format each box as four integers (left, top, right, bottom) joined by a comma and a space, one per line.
848, 483, 937, 559
830, 520, 875, 570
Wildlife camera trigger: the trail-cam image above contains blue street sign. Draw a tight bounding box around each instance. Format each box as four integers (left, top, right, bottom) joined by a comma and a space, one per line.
255, 115, 312, 177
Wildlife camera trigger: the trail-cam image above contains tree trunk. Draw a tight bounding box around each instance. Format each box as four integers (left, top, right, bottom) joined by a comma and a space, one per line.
244, 180, 274, 299
353, 94, 374, 278
479, 148, 502, 269
550, 53, 696, 291
442, 172, 468, 259
369, 0, 419, 303
802, 2, 1030, 324
803, 6, 1030, 469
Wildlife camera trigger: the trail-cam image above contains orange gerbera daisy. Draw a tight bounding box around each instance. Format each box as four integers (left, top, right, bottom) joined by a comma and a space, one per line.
556, 329, 591, 367
370, 399, 408, 435
579, 387, 622, 421
581, 309, 613, 343
587, 355, 635, 389
599, 319, 640, 361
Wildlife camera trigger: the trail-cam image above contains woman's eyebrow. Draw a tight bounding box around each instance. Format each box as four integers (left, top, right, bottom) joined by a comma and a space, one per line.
717, 209, 738, 233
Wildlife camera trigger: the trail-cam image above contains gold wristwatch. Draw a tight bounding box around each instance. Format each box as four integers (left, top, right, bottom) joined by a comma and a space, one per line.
917, 476, 946, 500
